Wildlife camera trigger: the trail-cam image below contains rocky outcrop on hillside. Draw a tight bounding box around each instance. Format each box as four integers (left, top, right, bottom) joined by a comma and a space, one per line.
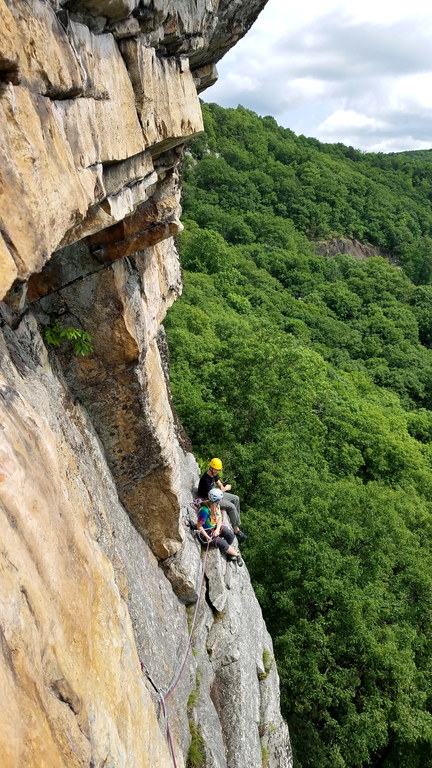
314, 237, 396, 263
0, 1, 292, 766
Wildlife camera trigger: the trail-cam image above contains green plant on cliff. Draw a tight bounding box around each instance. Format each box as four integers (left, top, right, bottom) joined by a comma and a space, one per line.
166, 104, 432, 767
186, 721, 205, 768
258, 649, 273, 680
187, 672, 204, 768
261, 741, 270, 768
187, 671, 201, 709
44, 319, 94, 356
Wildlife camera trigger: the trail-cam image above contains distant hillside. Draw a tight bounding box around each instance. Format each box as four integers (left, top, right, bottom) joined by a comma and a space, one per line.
183, 103, 432, 284
166, 104, 432, 768
392, 148, 432, 162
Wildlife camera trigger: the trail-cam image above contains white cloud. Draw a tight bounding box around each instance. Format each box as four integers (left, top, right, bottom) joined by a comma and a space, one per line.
318, 110, 385, 133
205, 0, 432, 151
290, 78, 329, 99
390, 73, 432, 110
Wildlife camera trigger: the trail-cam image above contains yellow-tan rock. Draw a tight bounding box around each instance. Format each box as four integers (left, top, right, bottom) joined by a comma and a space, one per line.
0, 312, 292, 768
0, 86, 94, 279
36, 228, 185, 559
0, 5, 202, 295
0, 0, 83, 97
0, 329, 173, 768
0, 234, 17, 299
120, 41, 204, 150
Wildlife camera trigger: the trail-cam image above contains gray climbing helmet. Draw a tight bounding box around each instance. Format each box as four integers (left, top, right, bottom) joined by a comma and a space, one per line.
208, 488, 223, 503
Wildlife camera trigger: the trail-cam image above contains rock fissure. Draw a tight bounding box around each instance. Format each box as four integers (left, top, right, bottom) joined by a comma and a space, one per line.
0, 56, 20, 90
49, 676, 82, 716
28, 262, 105, 305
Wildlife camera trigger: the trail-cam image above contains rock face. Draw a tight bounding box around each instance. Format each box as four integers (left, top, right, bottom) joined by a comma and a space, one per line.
0, 320, 171, 768
0, 0, 293, 766
315, 237, 396, 263
0, 314, 292, 768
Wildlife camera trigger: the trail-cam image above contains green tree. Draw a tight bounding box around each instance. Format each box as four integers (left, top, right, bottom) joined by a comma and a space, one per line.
166, 103, 432, 768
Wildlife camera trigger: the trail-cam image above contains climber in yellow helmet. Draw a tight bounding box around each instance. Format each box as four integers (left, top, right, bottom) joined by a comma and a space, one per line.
197, 458, 247, 541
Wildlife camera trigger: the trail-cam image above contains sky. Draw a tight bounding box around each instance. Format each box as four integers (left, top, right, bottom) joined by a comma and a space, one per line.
205, 0, 432, 153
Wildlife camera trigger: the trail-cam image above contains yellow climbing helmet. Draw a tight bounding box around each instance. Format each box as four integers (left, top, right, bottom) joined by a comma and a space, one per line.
209, 457, 223, 470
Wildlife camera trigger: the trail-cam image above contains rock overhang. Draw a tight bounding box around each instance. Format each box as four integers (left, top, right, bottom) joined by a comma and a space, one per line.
0, 0, 269, 298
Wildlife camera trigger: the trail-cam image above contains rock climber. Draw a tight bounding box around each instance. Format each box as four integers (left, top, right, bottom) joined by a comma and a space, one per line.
197, 457, 247, 541
197, 488, 243, 566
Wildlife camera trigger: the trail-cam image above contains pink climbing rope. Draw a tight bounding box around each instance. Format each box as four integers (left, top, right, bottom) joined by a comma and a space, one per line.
163, 540, 210, 700
140, 658, 179, 768
140, 525, 211, 768
161, 695, 178, 768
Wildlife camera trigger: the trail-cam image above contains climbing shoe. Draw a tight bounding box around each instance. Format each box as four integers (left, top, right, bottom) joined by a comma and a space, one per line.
236, 555, 244, 567
236, 530, 247, 542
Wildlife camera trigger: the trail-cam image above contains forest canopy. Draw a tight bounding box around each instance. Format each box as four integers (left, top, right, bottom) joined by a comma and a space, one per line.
165, 104, 432, 768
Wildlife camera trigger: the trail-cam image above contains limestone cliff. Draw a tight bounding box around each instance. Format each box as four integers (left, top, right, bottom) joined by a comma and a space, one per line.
0, 1, 292, 766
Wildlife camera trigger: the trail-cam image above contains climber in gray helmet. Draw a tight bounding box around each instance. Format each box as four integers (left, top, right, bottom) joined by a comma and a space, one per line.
197, 488, 243, 566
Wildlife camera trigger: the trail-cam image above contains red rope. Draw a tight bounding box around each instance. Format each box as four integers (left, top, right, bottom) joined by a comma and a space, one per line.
163, 541, 210, 700
161, 695, 178, 768
140, 660, 178, 767
140, 536, 211, 767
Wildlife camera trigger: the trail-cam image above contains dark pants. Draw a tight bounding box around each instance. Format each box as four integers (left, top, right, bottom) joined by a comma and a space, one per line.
198, 525, 234, 554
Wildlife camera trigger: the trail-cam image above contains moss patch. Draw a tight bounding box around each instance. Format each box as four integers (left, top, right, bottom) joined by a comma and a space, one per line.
187, 720, 205, 768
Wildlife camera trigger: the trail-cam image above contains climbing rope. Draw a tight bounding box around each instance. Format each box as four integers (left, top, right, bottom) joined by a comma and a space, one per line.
162, 539, 210, 699
141, 502, 238, 765
140, 511, 211, 767
140, 658, 178, 768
